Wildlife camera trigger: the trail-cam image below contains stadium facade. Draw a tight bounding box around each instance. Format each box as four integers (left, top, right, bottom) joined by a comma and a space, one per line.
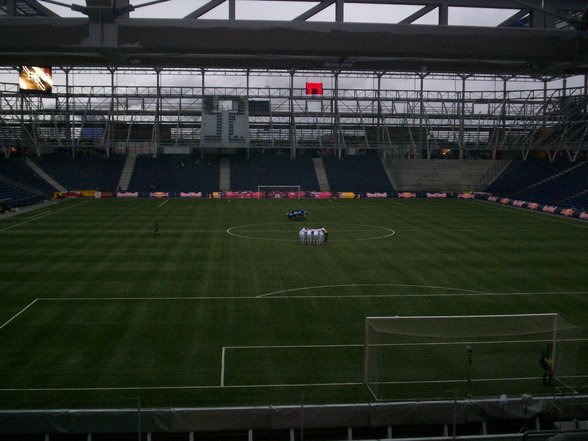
1, 0, 588, 439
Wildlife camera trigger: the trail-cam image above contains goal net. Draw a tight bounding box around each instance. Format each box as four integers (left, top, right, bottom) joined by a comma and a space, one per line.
257, 185, 301, 199
364, 314, 584, 401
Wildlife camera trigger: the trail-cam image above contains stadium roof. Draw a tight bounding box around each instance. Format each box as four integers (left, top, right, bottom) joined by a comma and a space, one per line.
0, 0, 587, 76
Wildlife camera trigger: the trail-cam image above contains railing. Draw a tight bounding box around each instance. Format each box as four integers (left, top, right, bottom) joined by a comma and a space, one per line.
1, 82, 585, 153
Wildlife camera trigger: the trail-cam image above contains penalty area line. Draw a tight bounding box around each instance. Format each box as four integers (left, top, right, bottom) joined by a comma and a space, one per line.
221, 347, 226, 387
0, 199, 92, 233
0, 299, 39, 331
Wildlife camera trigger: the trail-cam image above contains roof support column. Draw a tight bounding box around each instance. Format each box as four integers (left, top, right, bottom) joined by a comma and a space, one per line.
334, 71, 342, 158
335, 0, 344, 22
419, 71, 427, 159
543, 78, 548, 128
19, 95, 25, 156
459, 74, 470, 160
107, 67, 116, 158
289, 69, 296, 159
439, 2, 448, 25
6, 0, 16, 16
498, 76, 509, 160
152, 68, 162, 157
62, 67, 72, 153
560, 76, 568, 159
200, 68, 205, 158
376, 72, 383, 155
246, 68, 250, 157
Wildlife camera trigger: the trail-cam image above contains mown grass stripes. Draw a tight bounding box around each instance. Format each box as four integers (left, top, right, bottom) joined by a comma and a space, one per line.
0, 198, 586, 409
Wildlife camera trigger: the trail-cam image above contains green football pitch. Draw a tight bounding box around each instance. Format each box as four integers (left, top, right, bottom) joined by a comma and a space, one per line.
0, 197, 587, 410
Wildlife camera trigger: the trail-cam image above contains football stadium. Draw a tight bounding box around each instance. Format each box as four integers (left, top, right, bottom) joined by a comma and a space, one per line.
1, 0, 588, 439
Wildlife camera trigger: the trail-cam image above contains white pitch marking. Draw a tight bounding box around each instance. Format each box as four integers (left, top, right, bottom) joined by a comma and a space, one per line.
158, 199, 169, 208
225, 343, 363, 349
4, 374, 588, 393
0, 381, 365, 393
0, 299, 38, 331
220, 340, 588, 388
263, 291, 588, 299
226, 222, 395, 242
37, 288, 588, 302
223, 338, 588, 348
0, 199, 92, 233
256, 283, 483, 298
375, 374, 588, 386
220, 347, 226, 387
387, 199, 411, 208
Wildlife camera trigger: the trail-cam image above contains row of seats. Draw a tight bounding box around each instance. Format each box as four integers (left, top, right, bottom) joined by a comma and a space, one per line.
322, 156, 391, 193
487, 160, 588, 209
35, 154, 126, 192
1, 154, 586, 210
129, 155, 220, 193
0, 157, 54, 195
0, 157, 53, 207
0, 181, 43, 207
26, 153, 393, 193
487, 159, 572, 196
230, 153, 319, 191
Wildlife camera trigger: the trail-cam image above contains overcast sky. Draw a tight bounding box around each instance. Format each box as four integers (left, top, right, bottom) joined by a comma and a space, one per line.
41, 0, 520, 24
1, 0, 585, 90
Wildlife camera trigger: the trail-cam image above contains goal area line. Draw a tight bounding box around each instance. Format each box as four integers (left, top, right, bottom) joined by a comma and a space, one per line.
219, 340, 588, 388
220, 343, 363, 387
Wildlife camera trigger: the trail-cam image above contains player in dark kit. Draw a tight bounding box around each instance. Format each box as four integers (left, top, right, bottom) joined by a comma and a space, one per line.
539, 343, 554, 385
287, 210, 307, 220
154, 221, 160, 238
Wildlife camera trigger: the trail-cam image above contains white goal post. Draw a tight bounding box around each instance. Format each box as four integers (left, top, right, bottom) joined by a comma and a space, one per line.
257, 185, 301, 199
364, 313, 584, 401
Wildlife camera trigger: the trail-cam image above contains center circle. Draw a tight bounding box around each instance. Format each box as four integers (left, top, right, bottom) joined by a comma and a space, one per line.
226, 222, 395, 242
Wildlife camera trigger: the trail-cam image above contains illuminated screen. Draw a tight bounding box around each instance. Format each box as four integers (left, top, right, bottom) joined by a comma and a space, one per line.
19, 66, 53, 94
306, 82, 323, 96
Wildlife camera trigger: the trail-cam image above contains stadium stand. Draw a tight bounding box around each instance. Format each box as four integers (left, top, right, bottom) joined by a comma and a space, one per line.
0, 156, 54, 195
322, 155, 393, 192
128, 154, 220, 192
0, 180, 44, 207
486, 160, 572, 198
486, 160, 588, 209
384, 158, 499, 192
517, 162, 588, 206
229, 152, 319, 191
32, 153, 126, 192
565, 190, 588, 209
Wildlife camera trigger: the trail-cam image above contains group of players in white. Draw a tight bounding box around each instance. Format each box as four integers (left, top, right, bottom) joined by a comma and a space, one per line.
299, 227, 328, 245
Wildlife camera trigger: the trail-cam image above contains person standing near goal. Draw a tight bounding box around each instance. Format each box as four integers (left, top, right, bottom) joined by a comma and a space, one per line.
539, 343, 554, 385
